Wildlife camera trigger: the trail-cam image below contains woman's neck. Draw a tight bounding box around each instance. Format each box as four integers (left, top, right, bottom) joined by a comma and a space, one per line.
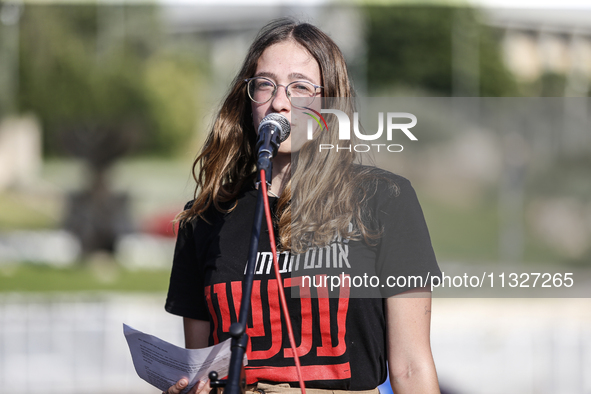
269, 153, 291, 197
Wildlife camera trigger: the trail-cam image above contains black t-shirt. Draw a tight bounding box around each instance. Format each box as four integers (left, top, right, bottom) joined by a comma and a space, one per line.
165, 171, 440, 390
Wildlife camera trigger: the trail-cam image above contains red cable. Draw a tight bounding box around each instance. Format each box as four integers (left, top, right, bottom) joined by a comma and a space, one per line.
260, 169, 307, 394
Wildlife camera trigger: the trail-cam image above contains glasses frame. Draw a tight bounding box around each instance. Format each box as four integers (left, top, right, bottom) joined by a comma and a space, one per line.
244, 77, 323, 106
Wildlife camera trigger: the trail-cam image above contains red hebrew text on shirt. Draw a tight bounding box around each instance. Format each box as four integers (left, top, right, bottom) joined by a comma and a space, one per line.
204, 276, 351, 384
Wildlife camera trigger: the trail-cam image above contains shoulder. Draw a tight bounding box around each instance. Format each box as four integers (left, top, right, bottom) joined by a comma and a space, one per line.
351, 164, 407, 183
349, 166, 427, 231
182, 183, 257, 227
181, 199, 222, 227
351, 164, 413, 200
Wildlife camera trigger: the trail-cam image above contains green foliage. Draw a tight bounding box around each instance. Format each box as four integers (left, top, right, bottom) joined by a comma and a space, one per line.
364, 5, 518, 96
17, 4, 205, 157
478, 27, 519, 96
538, 72, 568, 97
365, 6, 453, 94
142, 54, 206, 156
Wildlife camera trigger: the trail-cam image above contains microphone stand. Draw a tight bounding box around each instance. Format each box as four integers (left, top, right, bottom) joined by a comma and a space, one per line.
209, 127, 278, 394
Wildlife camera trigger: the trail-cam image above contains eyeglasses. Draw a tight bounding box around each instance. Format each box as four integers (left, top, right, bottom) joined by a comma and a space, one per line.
245, 77, 323, 107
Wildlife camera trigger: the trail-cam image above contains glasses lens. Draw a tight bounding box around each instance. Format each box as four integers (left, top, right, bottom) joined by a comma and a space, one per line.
248, 78, 275, 103
287, 81, 318, 107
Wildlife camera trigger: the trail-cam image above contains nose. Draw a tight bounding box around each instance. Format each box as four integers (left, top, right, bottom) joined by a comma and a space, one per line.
271, 85, 291, 114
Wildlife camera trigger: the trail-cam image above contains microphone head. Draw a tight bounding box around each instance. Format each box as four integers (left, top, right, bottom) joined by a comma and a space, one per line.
258, 113, 291, 143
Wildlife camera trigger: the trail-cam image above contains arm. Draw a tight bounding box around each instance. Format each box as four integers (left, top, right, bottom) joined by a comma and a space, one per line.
386, 287, 439, 394
165, 318, 211, 394
184, 317, 210, 349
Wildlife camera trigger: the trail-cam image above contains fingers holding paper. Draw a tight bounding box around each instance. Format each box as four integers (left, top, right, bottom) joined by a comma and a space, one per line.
164, 378, 211, 394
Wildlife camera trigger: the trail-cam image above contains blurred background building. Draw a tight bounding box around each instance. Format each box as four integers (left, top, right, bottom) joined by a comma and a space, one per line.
0, 0, 590, 393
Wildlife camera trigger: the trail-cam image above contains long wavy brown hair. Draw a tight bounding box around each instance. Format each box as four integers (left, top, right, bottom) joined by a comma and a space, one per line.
178, 18, 389, 252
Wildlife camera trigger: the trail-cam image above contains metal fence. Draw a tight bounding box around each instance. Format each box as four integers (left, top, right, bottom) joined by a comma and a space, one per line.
0, 293, 182, 394
1, 294, 590, 394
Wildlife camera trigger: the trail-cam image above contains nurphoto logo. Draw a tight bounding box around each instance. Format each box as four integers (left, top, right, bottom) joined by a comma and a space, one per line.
303, 107, 418, 153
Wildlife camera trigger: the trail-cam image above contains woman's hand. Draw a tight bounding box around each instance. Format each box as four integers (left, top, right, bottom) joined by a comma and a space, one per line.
162, 319, 212, 394
163, 378, 211, 394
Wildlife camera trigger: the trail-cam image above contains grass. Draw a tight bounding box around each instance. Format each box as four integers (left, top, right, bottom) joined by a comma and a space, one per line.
422, 195, 564, 265
422, 196, 499, 263
0, 263, 170, 293
0, 191, 61, 230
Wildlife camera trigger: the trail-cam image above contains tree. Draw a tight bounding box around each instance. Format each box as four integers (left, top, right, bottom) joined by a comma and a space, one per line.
364, 6, 517, 97
18, 4, 205, 156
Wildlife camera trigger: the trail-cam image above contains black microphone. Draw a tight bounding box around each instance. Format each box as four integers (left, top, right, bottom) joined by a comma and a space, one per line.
255, 113, 290, 183
256, 113, 290, 160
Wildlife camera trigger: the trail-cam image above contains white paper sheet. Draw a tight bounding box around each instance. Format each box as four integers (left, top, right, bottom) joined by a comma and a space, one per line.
124, 324, 246, 394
